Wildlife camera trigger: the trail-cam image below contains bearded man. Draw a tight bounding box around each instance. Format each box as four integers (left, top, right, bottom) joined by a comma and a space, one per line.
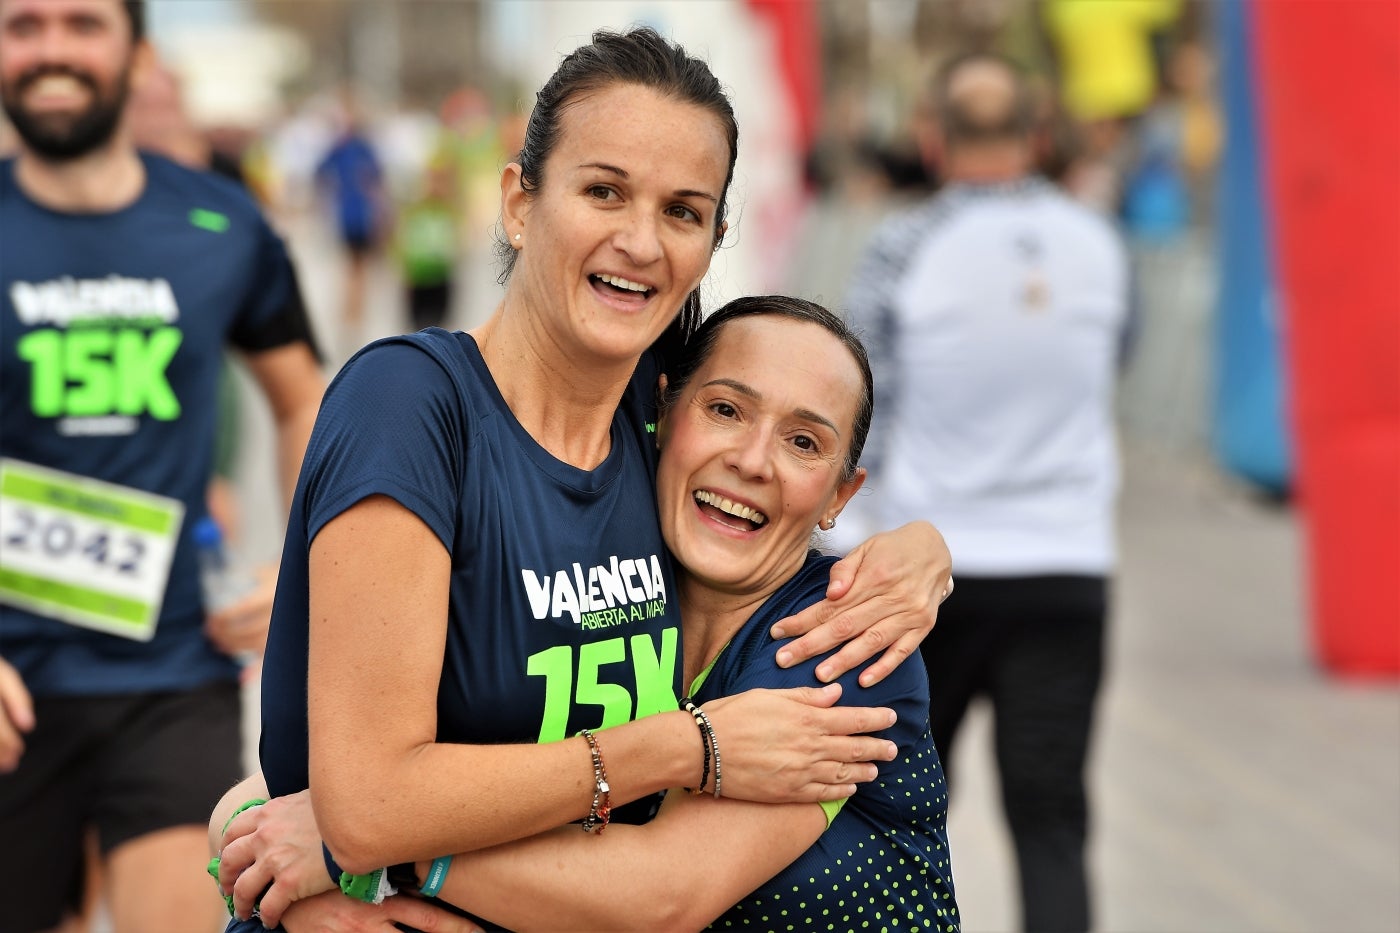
0, 3, 325, 930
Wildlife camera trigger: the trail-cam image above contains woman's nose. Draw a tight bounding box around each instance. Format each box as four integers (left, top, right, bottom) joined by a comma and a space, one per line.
725, 428, 774, 482
612, 211, 663, 266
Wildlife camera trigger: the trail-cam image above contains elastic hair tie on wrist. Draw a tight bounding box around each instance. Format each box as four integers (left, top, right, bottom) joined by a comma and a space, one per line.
220, 797, 268, 836
209, 798, 269, 916
340, 866, 396, 904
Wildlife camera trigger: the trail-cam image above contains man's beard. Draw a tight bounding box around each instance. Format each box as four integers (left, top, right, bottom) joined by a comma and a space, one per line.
1, 64, 131, 161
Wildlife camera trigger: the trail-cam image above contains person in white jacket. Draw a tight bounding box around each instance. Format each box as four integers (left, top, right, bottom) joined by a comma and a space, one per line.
841, 50, 1131, 933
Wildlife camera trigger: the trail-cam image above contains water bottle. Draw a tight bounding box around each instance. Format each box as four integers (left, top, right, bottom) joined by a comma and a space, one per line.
192, 516, 257, 613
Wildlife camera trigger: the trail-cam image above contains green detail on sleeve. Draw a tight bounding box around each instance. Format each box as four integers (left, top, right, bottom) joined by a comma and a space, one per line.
818, 796, 849, 828
189, 208, 230, 233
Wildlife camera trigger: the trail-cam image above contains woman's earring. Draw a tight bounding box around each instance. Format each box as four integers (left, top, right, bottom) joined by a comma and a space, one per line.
514, 233, 522, 242
819, 517, 836, 531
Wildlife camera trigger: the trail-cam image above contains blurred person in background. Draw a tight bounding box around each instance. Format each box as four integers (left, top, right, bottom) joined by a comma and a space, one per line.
841, 51, 1131, 932
782, 83, 931, 309
395, 136, 461, 333
0, 1, 325, 930
125, 48, 254, 550
315, 88, 387, 340
1119, 38, 1221, 240
1042, 0, 1183, 214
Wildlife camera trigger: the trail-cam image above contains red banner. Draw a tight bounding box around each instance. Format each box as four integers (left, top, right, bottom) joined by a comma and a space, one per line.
1253, 0, 1400, 675
745, 0, 821, 154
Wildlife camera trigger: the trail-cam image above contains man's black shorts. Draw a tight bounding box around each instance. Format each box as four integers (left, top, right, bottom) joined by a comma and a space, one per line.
0, 681, 242, 932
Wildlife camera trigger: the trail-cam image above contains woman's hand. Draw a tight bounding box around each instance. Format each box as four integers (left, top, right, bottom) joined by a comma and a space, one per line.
218, 789, 335, 926
698, 683, 897, 803
771, 521, 952, 686
282, 891, 485, 933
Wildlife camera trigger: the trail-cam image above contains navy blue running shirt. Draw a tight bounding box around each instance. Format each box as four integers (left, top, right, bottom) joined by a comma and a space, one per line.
258, 330, 684, 800
0, 153, 313, 696
694, 553, 960, 932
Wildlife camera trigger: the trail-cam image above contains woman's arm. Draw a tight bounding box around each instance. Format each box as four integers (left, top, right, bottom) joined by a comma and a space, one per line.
307, 497, 899, 875
310, 496, 681, 872
772, 520, 953, 685
437, 791, 828, 932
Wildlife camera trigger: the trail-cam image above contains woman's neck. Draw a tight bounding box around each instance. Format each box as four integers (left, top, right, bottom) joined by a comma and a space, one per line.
679, 577, 782, 690
470, 306, 640, 470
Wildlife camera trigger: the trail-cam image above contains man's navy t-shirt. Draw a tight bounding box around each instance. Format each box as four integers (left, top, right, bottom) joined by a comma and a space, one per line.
0, 153, 310, 696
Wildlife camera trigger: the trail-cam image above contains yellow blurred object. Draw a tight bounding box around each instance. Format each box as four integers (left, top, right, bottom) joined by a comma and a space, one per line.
1180, 97, 1222, 175
1045, 0, 1183, 121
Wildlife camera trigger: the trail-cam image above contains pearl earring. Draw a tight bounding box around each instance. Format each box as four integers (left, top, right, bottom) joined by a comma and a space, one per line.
514, 233, 521, 241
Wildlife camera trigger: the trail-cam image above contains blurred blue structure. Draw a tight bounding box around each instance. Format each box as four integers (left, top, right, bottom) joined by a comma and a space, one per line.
1211, 0, 1291, 493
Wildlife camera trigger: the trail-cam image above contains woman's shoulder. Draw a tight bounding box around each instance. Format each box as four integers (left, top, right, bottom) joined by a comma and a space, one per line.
716, 552, 929, 710
311, 329, 485, 458
330, 328, 483, 400
768, 552, 840, 616
717, 553, 837, 670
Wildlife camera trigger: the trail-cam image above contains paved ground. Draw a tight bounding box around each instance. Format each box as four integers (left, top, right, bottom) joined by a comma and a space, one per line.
944, 441, 1400, 932
221, 216, 1400, 933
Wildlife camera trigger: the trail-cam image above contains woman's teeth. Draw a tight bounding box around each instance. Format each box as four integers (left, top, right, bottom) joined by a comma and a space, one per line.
595, 274, 650, 294
695, 490, 767, 526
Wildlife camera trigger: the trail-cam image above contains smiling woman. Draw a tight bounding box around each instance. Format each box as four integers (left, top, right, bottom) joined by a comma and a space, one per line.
656, 305, 869, 602
493, 81, 731, 395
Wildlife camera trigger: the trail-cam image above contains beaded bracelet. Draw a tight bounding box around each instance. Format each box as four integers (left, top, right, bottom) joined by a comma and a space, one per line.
578, 729, 611, 833
681, 699, 722, 798
680, 699, 712, 794
697, 706, 722, 798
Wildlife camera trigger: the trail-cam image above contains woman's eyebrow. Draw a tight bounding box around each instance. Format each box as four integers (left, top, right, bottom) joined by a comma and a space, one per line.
579, 161, 628, 177
578, 163, 718, 204
701, 378, 840, 435
702, 377, 760, 398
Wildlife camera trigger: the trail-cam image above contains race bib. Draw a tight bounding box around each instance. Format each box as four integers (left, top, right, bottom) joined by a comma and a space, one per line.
0, 458, 183, 641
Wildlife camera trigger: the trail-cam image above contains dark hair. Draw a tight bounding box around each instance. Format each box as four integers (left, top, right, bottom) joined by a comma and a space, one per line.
124, 0, 145, 42
496, 27, 739, 362
659, 296, 874, 482
933, 50, 1034, 148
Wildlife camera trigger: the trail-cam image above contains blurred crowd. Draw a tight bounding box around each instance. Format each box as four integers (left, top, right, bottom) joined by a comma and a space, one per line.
0, 0, 1219, 360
